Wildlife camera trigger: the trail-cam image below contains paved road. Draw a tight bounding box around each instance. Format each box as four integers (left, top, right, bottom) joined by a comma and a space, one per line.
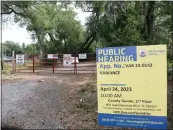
2, 77, 64, 129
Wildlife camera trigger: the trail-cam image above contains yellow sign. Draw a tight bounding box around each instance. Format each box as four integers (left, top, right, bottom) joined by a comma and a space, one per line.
96, 45, 167, 129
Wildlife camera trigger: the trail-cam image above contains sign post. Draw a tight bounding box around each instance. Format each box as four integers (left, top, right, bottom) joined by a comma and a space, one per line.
96, 45, 167, 129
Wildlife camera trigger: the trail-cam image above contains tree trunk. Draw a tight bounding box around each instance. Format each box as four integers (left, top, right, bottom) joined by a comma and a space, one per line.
145, 1, 155, 43
37, 36, 45, 54
35, 31, 46, 57
79, 34, 94, 52
48, 32, 60, 45
82, 36, 95, 52
64, 41, 67, 53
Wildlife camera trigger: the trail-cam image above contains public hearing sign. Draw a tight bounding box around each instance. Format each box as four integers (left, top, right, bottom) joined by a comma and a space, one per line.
96, 45, 167, 129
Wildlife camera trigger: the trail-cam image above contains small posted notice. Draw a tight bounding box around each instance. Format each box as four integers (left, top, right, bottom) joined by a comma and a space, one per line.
16, 54, 25, 65
63, 54, 72, 66
47, 54, 58, 59
96, 45, 167, 129
79, 53, 87, 59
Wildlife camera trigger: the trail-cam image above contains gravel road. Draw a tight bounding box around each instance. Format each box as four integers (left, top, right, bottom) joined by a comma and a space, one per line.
2, 76, 65, 129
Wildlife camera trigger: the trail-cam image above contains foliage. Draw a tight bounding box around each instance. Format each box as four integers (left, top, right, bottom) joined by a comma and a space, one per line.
24, 43, 40, 54
2, 41, 22, 55
78, 1, 173, 49
2, 61, 12, 75
27, 3, 84, 54
2, 41, 40, 55
2, 1, 173, 53
2, 2, 84, 54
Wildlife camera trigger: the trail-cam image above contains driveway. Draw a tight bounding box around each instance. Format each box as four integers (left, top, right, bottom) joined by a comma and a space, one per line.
2, 75, 65, 129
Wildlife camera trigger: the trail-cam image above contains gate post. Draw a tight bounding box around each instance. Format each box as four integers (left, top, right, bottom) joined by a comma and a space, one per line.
74, 56, 75, 74
33, 55, 35, 73
74, 55, 77, 74
53, 58, 55, 73
12, 51, 15, 73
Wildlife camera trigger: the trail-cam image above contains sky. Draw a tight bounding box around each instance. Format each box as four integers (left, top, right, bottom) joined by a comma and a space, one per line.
2, 7, 91, 45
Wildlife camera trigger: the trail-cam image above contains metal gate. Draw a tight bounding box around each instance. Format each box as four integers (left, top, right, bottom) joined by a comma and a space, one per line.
14, 53, 96, 74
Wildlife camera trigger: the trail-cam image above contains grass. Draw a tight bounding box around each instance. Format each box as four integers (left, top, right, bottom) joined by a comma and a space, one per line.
1, 60, 43, 73
2, 62, 12, 75
76, 76, 128, 129
15, 60, 42, 71
75, 76, 100, 129
2, 59, 56, 73
77, 78, 97, 112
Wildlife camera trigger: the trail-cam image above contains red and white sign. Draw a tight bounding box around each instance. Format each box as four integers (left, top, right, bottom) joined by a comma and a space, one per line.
63, 54, 72, 66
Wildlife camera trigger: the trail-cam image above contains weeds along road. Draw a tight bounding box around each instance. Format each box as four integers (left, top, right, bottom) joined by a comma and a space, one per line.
2, 73, 72, 129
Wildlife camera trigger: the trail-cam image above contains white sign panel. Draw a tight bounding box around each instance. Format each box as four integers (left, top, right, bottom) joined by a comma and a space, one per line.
16, 54, 24, 64
63, 54, 72, 66
79, 53, 87, 59
47, 54, 58, 59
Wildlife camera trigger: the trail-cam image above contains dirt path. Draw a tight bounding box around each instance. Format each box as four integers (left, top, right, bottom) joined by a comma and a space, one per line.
2, 73, 92, 129
2, 74, 66, 129
2, 75, 65, 129
3, 73, 171, 129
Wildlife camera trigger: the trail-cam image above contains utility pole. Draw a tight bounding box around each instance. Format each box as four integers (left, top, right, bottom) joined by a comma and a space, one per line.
1, 46, 4, 70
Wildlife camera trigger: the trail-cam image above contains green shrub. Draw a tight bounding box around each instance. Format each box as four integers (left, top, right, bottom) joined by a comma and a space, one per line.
2, 61, 12, 75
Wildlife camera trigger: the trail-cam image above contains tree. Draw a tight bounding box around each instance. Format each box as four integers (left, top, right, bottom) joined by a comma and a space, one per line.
2, 41, 22, 54
24, 43, 40, 54
2, 1, 173, 53
170, 2, 173, 44
77, 1, 172, 50
2, 1, 84, 54
22, 43, 26, 53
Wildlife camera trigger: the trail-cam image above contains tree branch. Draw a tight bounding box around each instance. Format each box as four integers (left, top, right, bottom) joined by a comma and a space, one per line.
1, 4, 27, 17
79, 34, 93, 52
1, 10, 13, 14
82, 36, 95, 52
